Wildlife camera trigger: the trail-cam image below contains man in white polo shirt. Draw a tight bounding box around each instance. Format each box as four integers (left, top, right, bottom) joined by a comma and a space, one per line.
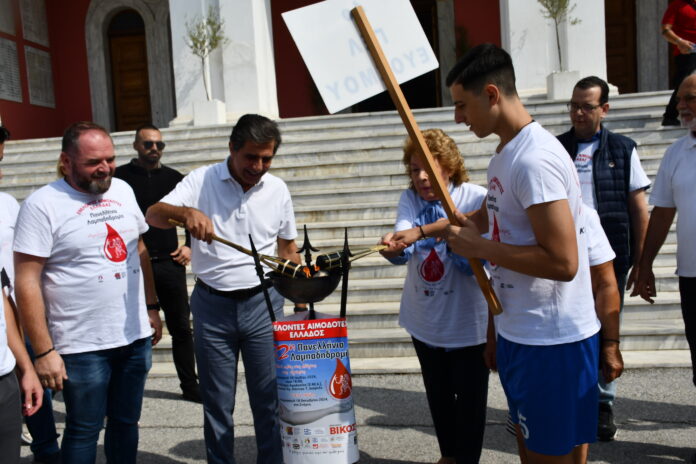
146, 114, 300, 464
634, 73, 696, 391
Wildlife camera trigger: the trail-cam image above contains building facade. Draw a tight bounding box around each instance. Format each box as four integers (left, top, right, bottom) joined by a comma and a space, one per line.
0, 0, 671, 140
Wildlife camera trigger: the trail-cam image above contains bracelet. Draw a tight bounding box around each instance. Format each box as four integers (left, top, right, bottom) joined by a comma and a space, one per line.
603, 338, 620, 345
418, 225, 427, 240
35, 347, 55, 359
147, 303, 160, 311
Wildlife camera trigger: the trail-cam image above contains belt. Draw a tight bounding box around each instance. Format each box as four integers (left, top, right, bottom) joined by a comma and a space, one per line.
196, 279, 270, 300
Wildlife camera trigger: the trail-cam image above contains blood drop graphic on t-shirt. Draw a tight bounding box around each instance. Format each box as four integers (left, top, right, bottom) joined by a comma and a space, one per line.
329, 358, 352, 400
419, 248, 444, 282
103, 223, 127, 262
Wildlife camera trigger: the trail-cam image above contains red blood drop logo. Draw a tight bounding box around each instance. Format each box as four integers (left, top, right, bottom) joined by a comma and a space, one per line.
103, 223, 127, 262
419, 248, 444, 282
329, 359, 352, 399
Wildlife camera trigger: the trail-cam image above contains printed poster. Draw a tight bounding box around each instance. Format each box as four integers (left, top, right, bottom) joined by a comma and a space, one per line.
274, 316, 358, 464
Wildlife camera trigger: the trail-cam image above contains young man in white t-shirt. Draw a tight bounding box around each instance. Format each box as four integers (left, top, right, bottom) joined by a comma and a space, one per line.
439, 43, 601, 463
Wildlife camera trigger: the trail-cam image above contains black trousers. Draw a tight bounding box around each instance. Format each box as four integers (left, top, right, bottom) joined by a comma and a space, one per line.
664, 53, 696, 121
152, 259, 198, 391
412, 338, 489, 464
679, 277, 696, 387
0, 371, 21, 464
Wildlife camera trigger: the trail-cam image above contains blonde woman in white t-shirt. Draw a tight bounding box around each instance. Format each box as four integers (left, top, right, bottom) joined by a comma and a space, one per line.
380, 129, 492, 464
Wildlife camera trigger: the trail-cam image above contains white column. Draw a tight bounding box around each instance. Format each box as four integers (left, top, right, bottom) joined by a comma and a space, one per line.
219, 0, 279, 120
499, 0, 608, 97
168, 0, 212, 126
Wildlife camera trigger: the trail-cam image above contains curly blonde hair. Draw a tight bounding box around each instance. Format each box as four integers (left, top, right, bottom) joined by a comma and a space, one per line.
402, 128, 469, 190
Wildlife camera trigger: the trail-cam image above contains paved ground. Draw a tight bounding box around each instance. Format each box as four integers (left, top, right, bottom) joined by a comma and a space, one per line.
21, 367, 696, 463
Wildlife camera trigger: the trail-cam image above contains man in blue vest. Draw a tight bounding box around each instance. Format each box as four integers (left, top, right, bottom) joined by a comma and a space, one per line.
557, 76, 650, 442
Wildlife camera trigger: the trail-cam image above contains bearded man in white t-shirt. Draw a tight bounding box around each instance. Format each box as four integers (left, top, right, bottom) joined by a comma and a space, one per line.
13, 121, 163, 463
146, 114, 300, 464
439, 44, 606, 464
557, 75, 650, 442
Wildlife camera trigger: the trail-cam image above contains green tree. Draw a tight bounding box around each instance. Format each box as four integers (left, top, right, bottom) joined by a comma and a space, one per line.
185, 7, 228, 101
538, 0, 580, 72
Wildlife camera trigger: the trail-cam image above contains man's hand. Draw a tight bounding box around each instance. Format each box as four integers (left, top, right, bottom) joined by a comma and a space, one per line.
677, 39, 695, 55
171, 245, 191, 266
184, 209, 215, 244
442, 215, 483, 259
625, 265, 639, 292
600, 343, 624, 383
148, 310, 163, 345
630, 266, 656, 304
34, 350, 68, 392
18, 367, 43, 416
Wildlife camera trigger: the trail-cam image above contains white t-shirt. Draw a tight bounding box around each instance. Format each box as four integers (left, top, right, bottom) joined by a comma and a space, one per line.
650, 132, 696, 277
160, 159, 297, 291
0, 250, 16, 376
393, 184, 488, 348
585, 206, 615, 267
0, 192, 19, 294
486, 122, 599, 345
574, 140, 650, 210
13, 178, 151, 354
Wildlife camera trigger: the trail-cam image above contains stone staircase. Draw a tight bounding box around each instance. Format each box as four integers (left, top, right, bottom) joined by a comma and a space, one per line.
2, 90, 690, 372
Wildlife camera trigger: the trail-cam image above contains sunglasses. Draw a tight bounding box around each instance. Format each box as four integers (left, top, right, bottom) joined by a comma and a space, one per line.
143, 141, 165, 150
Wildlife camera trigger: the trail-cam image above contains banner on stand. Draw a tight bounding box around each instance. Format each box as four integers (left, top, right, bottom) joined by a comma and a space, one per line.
273, 317, 358, 464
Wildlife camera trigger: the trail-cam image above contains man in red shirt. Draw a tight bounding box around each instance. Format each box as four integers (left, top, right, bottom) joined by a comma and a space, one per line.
661, 0, 696, 126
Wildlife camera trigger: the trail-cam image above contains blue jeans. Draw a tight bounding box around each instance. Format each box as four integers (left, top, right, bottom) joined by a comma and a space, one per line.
24, 341, 60, 459
61, 337, 152, 464
191, 282, 283, 464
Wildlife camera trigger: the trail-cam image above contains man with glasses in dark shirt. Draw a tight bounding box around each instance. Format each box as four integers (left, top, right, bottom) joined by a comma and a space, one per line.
557, 76, 650, 442
115, 124, 201, 402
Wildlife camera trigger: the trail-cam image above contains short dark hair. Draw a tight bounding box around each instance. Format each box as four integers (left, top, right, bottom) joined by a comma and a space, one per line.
62, 121, 112, 157
0, 126, 9, 144
574, 76, 609, 105
134, 124, 160, 141
229, 114, 281, 154
445, 43, 517, 96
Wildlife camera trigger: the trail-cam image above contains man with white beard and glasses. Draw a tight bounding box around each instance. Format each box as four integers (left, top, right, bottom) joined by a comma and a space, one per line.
633, 73, 696, 399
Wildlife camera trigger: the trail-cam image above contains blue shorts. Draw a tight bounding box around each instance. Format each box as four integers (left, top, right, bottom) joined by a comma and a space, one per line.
497, 333, 599, 456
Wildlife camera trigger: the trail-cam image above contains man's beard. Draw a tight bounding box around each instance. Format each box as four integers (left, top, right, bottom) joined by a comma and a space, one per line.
681, 113, 696, 131
72, 172, 112, 194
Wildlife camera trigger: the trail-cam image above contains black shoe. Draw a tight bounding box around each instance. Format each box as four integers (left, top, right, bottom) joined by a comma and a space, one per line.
662, 117, 681, 127
34, 451, 61, 464
182, 387, 202, 403
597, 403, 617, 441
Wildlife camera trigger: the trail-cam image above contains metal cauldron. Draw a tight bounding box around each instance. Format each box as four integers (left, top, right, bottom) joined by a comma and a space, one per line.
267, 269, 342, 304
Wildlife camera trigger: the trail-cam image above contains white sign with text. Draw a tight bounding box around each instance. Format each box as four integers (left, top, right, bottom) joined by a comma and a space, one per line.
282, 0, 438, 114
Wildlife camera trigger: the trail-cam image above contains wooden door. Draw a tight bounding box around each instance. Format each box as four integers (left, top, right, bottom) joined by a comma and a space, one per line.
605, 0, 637, 93
109, 34, 151, 131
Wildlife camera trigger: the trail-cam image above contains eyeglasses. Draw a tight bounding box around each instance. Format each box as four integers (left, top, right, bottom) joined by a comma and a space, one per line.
143, 141, 165, 150
567, 102, 601, 113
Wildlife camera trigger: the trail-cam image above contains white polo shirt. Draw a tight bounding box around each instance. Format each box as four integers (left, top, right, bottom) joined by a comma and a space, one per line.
650, 132, 696, 277
160, 159, 297, 291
